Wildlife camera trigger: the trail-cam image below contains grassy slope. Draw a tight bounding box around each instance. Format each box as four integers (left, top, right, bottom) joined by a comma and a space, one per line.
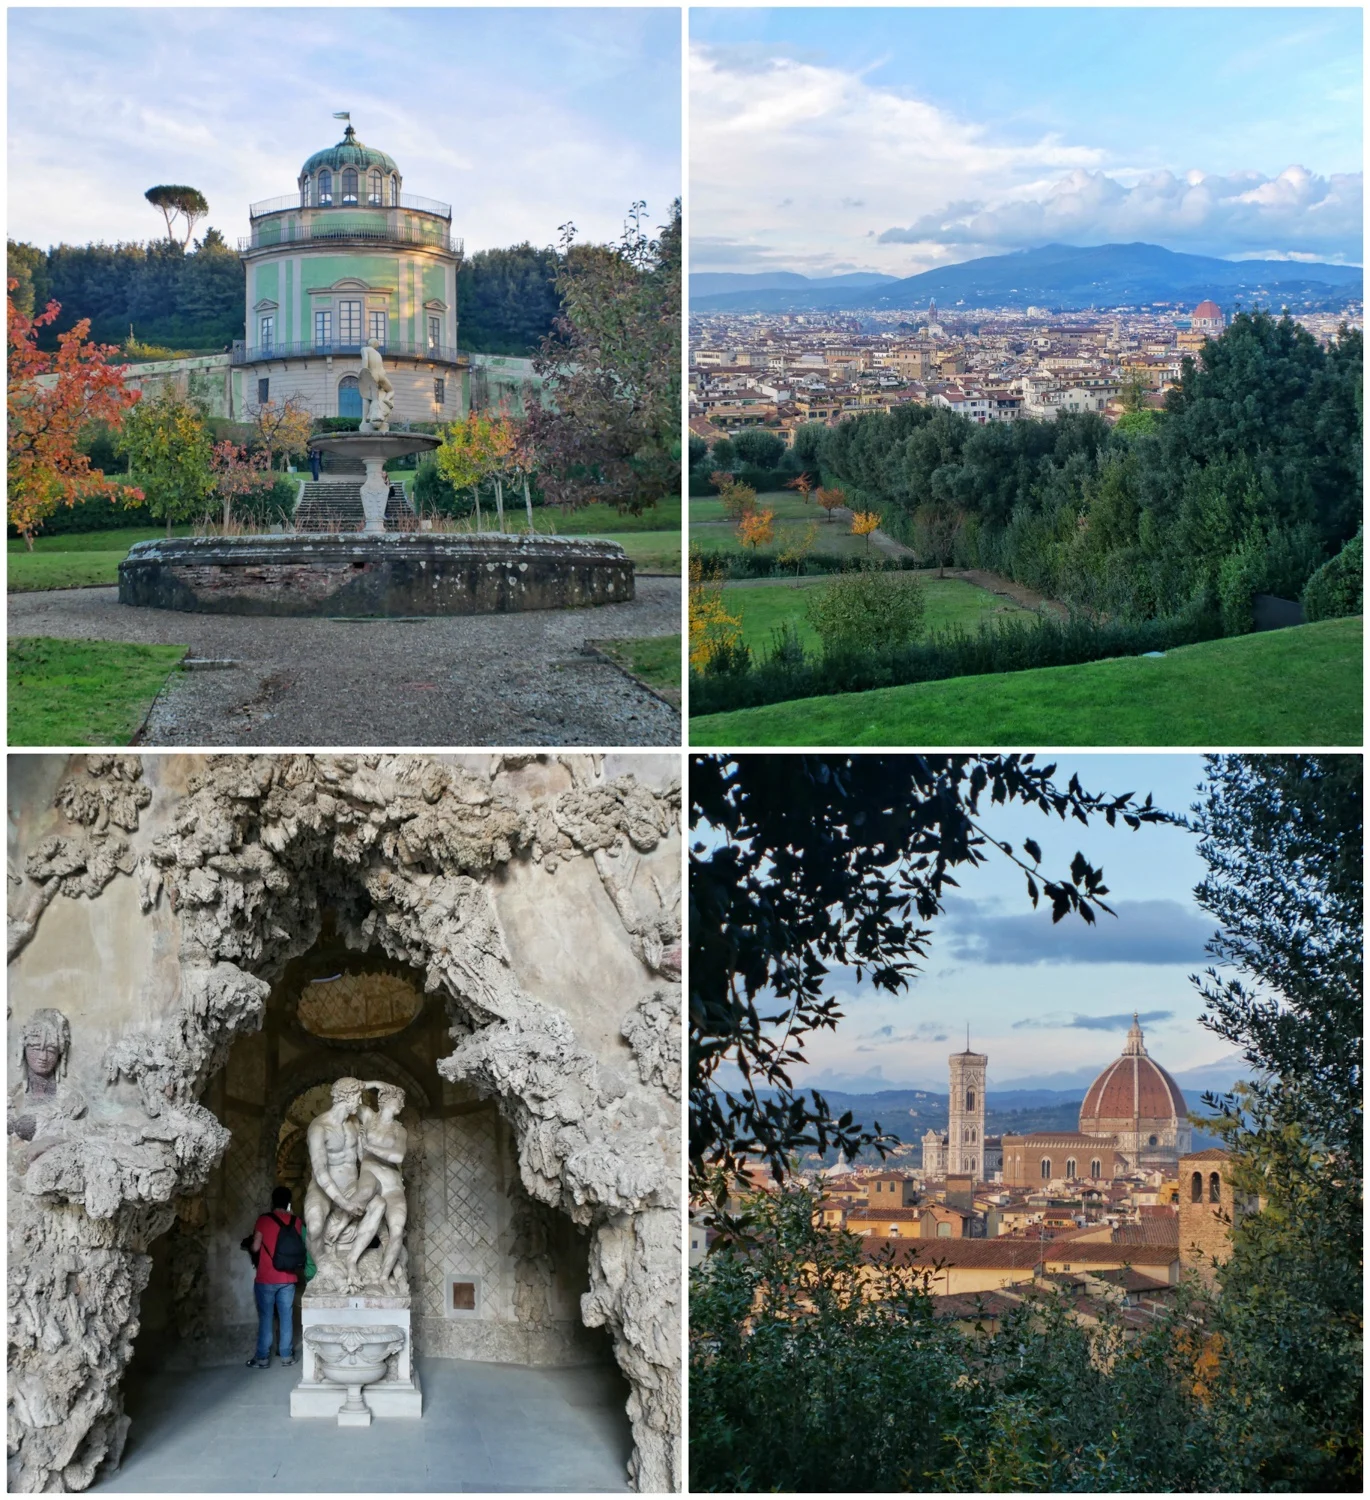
9, 638, 187, 746
728, 575, 1029, 653
690, 617, 1363, 747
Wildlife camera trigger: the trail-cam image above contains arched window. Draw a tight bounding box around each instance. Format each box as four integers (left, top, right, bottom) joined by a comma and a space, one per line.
338, 376, 362, 419
1209, 1172, 1221, 1203
341, 168, 358, 205
1090, 1158, 1101, 1179
368, 170, 383, 206
966, 1155, 976, 1174
390, 173, 399, 204
1065, 1158, 1077, 1179
318, 170, 333, 206
1040, 1158, 1052, 1181
970, 1127, 977, 1144
1148, 1134, 1158, 1147
966, 1088, 975, 1112
1190, 1171, 1203, 1203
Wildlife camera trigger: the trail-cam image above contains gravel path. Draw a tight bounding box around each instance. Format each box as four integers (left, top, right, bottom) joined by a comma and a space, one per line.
10, 580, 682, 747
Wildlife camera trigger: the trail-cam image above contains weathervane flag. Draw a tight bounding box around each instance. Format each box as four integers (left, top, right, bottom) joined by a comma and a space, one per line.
332, 111, 351, 122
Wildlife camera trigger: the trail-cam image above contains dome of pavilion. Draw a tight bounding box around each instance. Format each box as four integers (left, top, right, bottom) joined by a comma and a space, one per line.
1079, 1016, 1187, 1144
301, 124, 399, 179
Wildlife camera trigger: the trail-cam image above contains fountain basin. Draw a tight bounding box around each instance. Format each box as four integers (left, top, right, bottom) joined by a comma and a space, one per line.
304, 1323, 406, 1428
117, 533, 636, 616
308, 431, 440, 534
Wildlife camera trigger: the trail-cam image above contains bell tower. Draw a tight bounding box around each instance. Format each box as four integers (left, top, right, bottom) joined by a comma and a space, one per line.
947, 1032, 987, 1178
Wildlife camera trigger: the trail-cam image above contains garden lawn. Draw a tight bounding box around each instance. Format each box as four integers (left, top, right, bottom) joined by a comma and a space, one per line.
601, 531, 680, 573
690, 617, 1362, 747
691, 490, 823, 525
727, 575, 1031, 654
8, 527, 195, 592
591, 635, 681, 705
9, 637, 188, 746
532, 496, 681, 535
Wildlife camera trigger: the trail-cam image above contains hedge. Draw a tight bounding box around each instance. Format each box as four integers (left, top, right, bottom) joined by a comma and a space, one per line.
689, 599, 1224, 717
691, 549, 917, 580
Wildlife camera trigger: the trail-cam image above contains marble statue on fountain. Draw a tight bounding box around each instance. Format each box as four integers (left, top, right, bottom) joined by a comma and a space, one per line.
357, 340, 396, 434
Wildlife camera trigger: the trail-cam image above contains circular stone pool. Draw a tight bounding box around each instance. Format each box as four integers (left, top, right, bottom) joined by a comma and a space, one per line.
117, 533, 635, 617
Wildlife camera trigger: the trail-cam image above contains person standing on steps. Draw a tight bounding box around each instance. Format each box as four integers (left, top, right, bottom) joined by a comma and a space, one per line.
245, 1185, 308, 1368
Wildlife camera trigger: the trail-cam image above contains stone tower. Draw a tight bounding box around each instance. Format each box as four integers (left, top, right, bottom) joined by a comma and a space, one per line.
947, 1037, 987, 1178
1177, 1148, 1242, 1285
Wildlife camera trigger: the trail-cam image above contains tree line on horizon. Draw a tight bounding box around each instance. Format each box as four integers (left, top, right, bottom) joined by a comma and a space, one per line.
6, 235, 569, 358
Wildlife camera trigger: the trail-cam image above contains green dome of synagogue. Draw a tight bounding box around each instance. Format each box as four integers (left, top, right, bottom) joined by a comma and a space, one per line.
235, 121, 465, 424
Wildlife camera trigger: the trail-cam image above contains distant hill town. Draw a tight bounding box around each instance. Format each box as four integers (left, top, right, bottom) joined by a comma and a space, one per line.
690, 241, 1364, 314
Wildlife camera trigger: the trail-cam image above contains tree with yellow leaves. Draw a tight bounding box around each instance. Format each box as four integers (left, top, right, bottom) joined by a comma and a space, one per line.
688, 551, 746, 673
435, 410, 503, 531
850, 510, 881, 554
778, 520, 819, 576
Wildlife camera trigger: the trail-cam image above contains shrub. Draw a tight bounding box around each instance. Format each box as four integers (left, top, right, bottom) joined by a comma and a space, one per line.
6, 485, 149, 538
413, 456, 465, 516
316, 416, 360, 433
1217, 538, 1266, 635
1303, 530, 1363, 621
805, 567, 926, 658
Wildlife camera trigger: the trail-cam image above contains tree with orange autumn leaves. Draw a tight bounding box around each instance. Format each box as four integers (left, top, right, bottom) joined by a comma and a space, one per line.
7, 279, 142, 547
737, 507, 775, 551
815, 485, 846, 523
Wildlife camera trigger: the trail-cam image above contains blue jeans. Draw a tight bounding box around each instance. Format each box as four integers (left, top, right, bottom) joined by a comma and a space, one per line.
254, 1281, 296, 1361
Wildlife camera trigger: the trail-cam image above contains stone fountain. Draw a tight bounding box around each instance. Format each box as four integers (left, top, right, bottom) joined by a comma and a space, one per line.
117, 343, 635, 617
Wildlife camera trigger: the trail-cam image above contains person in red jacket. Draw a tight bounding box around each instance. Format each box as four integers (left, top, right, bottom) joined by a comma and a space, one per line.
247, 1186, 304, 1368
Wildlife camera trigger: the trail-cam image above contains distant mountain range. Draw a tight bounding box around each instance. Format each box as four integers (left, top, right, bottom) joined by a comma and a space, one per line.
690, 242, 1363, 314
690, 270, 900, 297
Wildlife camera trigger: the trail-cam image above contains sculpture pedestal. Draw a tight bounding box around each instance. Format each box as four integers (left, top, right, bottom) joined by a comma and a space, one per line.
291, 1295, 421, 1420
359, 458, 389, 535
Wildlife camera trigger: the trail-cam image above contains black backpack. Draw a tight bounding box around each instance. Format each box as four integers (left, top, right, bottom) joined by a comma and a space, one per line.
270, 1213, 307, 1274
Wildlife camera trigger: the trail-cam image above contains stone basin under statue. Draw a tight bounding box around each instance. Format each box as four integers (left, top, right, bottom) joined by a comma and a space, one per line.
304, 1323, 407, 1428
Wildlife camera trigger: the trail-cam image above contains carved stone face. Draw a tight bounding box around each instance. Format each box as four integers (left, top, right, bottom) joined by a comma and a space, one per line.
24, 1040, 61, 1082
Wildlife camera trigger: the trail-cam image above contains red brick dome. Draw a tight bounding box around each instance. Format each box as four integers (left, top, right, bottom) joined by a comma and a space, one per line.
1080, 1018, 1187, 1128
1192, 300, 1222, 320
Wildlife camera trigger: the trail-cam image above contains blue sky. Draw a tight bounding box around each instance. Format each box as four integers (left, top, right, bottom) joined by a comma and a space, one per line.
8, 8, 681, 252
717, 754, 1248, 1095
691, 7, 1362, 276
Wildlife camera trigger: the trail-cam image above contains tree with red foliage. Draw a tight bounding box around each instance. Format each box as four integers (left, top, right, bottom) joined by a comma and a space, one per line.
8, 279, 142, 548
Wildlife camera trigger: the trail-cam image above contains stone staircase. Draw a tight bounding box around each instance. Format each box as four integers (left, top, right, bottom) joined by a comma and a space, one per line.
293, 479, 417, 532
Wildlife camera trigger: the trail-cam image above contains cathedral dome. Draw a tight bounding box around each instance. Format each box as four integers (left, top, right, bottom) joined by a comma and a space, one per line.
1192, 300, 1222, 321
1079, 1017, 1187, 1151
302, 124, 398, 178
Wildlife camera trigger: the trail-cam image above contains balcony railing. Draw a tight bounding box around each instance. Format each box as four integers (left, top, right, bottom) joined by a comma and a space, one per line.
238, 220, 462, 255
249, 191, 451, 220
230, 339, 466, 367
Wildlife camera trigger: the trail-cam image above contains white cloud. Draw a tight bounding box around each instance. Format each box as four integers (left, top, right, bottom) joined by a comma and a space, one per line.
881, 165, 1363, 262
691, 44, 1361, 273
691, 44, 1103, 277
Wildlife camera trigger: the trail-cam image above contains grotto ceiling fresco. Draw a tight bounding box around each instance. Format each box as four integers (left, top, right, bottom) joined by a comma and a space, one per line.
6, 753, 682, 1493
